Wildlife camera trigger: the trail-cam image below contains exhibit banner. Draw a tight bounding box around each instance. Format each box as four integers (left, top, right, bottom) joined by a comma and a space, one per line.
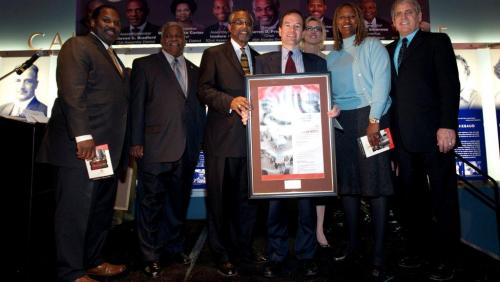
76, 0, 430, 44
454, 49, 488, 179
492, 49, 500, 156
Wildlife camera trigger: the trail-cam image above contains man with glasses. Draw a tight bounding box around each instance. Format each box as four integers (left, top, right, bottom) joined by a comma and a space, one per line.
199, 9, 265, 277
386, 0, 460, 280
255, 9, 327, 278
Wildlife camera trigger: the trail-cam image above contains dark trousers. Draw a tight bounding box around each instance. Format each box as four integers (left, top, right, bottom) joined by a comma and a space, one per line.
205, 155, 257, 263
342, 196, 388, 267
136, 152, 196, 262
267, 198, 316, 262
54, 166, 117, 282
397, 148, 460, 262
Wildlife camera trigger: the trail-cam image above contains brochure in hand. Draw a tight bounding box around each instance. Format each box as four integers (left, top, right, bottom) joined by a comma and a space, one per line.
85, 144, 114, 179
358, 128, 395, 158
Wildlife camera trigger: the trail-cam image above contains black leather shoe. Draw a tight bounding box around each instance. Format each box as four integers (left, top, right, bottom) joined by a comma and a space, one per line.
398, 255, 423, 269
301, 259, 319, 277
369, 266, 394, 282
252, 252, 269, 264
428, 263, 455, 281
144, 261, 161, 278
172, 252, 192, 265
217, 261, 238, 277
263, 261, 284, 278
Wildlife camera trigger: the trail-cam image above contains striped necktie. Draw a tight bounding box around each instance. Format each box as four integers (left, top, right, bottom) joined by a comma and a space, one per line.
240, 47, 251, 76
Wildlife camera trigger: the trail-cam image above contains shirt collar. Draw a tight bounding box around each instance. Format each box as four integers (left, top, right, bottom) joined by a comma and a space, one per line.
281, 46, 301, 58
130, 21, 147, 32
400, 28, 419, 45
90, 31, 110, 49
162, 49, 184, 65
231, 38, 248, 52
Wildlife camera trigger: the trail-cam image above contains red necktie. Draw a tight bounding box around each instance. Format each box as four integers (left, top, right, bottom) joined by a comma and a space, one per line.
285, 51, 297, 74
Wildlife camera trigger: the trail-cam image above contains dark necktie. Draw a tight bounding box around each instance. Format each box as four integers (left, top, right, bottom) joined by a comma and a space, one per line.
240, 47, 251, 76
173, 58, 187, 96
285, 51, 297, 74
132, 27, 140, 33
397, 37, 408, 68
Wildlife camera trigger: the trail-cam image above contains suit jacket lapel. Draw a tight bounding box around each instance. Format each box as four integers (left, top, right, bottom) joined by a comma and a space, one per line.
157, 52, 186, 99
87, 34, 125, 80
186, 60, 197, 99
303, 52, 315, 72
269, 52, 282, 74
249, 47, 259, 74
223, 41, 245, 76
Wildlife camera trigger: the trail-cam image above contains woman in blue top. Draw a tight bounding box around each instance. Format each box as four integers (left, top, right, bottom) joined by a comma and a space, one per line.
327, 2, 393, 279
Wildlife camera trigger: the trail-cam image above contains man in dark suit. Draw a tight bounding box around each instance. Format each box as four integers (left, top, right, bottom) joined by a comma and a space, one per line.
360, 0, 397, 39
118, 0, 160, 44
37, 5, 128, 282
203, 0, 233, 42
252, 0, 280, 41
386, 0, 460, 280
254, 9, 326, 278
198, 9, 262, 277
121, 0, 159, 34
0, 65, 47, 117
306, 0, 332, 38
129, 21, 206, 278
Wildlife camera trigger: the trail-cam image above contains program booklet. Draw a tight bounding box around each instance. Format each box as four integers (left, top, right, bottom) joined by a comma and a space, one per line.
85, 144, 114, 179
358, 128, 395, 158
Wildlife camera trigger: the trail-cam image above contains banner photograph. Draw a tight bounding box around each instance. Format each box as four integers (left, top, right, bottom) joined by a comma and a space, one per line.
76, 0, 430, 44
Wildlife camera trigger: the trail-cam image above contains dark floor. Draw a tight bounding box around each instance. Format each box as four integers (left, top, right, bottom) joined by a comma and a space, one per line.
96, 208, 500, 282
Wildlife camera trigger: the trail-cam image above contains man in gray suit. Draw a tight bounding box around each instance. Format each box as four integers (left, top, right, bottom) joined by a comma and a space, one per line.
38, 5, 128, 282
129, 21, 205, 278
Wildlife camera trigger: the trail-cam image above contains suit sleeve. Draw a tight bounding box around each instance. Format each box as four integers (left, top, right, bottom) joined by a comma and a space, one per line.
129, 59, 147, 146
433, 33, 460, 130
56, 38, 91, 138
198, 48, 235, 114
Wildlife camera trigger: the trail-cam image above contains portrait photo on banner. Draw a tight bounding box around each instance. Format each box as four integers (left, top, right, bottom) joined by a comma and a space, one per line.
0, 56, 55, 118
75, 0, 430, 44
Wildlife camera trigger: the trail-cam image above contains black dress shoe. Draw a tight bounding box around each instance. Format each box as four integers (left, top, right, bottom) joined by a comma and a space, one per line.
369, 265, 394, 282
172, 252, 192, 265
301, 259, 319, 277
263, 261, 284, 278
398, 255, 423, 269
428, 263, 455, 281
252, 252, 269, 264
217, 261, 238, 277
144, 261, 161, 278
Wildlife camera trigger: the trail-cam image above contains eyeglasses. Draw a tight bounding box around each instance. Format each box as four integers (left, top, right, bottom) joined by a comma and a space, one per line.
305, 26, 322, 32
231, 20, 252, 26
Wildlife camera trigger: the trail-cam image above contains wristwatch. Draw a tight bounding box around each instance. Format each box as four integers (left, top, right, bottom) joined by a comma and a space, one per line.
369, 118, 380, 124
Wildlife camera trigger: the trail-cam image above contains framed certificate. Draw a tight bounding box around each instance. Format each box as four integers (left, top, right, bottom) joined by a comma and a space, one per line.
246, 73, 337, 198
